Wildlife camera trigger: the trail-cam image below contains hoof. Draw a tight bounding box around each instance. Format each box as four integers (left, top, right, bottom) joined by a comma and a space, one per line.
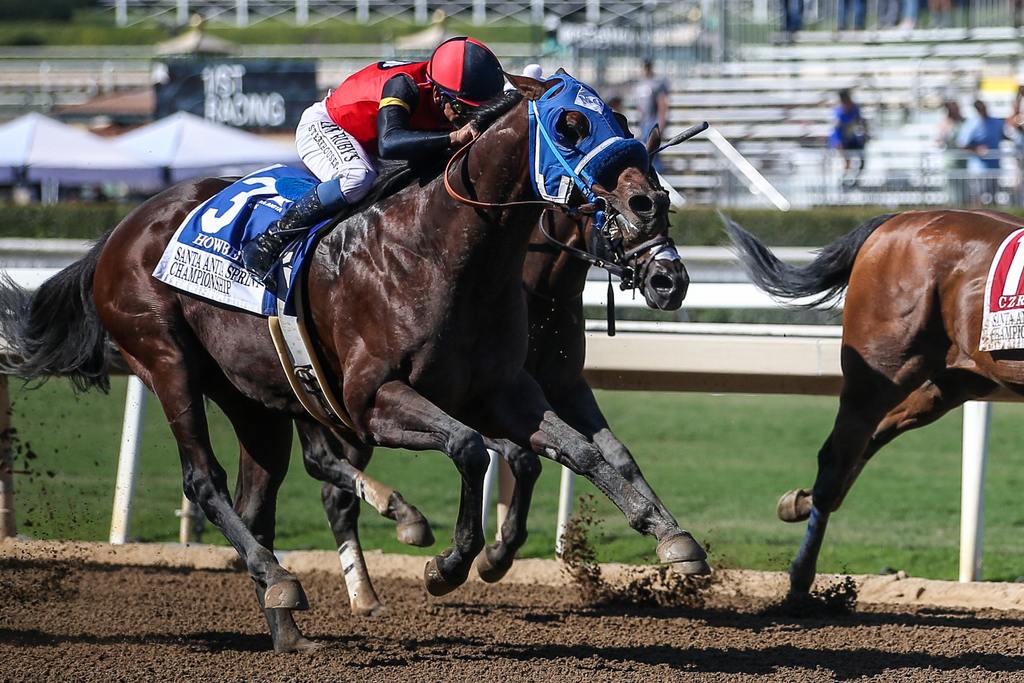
670, 559, 712, 576
396, 519, 435, 548
264, 579, 310, 610
656, 531, 707, 565
475, 545, 512, 584
275, 636, 325, 653
777, 488, 814, 523
423, 556, 463, 597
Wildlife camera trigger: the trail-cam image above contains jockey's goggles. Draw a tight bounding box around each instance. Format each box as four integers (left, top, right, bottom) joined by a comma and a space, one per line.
434, 85, 479, 117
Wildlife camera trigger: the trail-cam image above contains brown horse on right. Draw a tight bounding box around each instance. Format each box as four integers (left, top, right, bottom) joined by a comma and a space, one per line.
724, 209, 1024, 596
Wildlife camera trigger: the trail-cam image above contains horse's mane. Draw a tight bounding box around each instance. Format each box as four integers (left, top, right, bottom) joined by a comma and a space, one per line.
470, 90, 524, 131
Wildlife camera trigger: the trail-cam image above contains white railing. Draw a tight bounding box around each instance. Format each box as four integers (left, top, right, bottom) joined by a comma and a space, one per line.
0, 253, 999, 582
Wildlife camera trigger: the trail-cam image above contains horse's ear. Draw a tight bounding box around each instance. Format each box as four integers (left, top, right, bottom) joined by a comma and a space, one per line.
555, 67, 572, 77
505, 72, 547, 100
645, 124, 662, 156
613, 111, 634, 138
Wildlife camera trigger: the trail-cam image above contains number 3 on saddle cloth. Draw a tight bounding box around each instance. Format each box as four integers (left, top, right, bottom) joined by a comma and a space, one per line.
151, 164, 356, 431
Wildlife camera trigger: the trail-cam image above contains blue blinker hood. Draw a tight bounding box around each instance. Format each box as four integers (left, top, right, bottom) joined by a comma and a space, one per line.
528, 74, 649, 204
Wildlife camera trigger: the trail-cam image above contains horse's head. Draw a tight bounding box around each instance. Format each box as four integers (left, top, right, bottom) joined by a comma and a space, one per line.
508, 72, 688, 311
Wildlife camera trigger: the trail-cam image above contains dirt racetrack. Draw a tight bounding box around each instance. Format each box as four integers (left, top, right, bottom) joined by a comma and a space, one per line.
4, 541, 1024, 682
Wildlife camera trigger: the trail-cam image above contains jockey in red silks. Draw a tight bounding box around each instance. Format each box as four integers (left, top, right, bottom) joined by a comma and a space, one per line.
241, 36, 506, 282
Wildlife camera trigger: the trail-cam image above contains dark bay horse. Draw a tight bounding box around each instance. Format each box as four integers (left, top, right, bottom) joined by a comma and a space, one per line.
723, 209, 1024, 597
315, 195, 691, 616
0, 75, 706, 651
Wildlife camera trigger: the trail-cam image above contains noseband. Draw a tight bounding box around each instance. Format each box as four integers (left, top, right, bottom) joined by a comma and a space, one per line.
538, 209, 671, 292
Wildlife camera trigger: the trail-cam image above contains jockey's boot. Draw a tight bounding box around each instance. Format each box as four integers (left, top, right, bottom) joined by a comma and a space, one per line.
241, 180, 347, 284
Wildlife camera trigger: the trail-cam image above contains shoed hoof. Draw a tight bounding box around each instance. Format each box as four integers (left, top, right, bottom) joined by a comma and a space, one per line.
670, 559, 712, 576
474, 545, 512, 584
777, 488, 814, 523
656, 531, 708, 565
396, 519, 435, 548
275, 636, 325, 654
264, 579, 310, 610
423, 556, 464, 597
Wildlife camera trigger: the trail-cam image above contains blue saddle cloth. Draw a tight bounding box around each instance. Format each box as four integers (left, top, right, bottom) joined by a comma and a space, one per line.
152, 165, 329, 316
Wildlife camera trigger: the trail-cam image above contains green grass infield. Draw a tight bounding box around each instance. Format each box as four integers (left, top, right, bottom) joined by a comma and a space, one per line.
10, 376, 1024, 582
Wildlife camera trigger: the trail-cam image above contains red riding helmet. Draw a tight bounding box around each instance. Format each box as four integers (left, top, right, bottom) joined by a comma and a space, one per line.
426, 36, 505, 107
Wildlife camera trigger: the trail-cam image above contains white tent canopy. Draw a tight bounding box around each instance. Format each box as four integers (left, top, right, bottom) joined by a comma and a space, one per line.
0, 112, 161, 186
112, 112, 300, 183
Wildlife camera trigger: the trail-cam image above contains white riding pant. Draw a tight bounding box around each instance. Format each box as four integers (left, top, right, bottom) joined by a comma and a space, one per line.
295, 100, 378, 204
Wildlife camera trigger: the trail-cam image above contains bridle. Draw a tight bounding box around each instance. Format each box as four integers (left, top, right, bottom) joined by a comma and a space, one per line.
442, 132, 673, 287
441, 90, 704, 334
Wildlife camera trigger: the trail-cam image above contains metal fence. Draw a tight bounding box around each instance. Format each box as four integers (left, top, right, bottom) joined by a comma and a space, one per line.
666, 146, 1024, 208
723, 0, 1021, 52
104, 0, 689, 27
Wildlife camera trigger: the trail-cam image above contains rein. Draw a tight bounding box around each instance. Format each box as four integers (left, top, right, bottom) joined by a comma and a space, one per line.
443, 138, 559, 212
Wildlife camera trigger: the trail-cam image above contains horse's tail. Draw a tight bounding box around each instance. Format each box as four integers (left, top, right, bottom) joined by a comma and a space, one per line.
720, 211, 895, 309
0, 229, 115, 392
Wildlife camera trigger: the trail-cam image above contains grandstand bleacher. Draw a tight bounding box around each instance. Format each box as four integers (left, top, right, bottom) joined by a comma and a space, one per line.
1, 11, 1023, 208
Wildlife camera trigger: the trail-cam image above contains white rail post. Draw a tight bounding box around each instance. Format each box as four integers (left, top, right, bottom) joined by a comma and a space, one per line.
295, 0, 308, 24
356, 0, 369, 23
176, 0, 189, 25
959, 400, 991, 582
236, 0, 249, 27
586, 0, 600, 23
473, 0, 487, 25
481, 449, 500, 536
414, 0, 427, 24
555, 466, 575, 556
0, 376, 16, 539
109, 375, 147, 545
115, 0, 128, 26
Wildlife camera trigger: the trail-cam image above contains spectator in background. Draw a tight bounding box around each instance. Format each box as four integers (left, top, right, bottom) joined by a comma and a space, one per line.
837, 0, 866, 30
878, 0, 900, 27
899, 0, 920, 28
1006, 87, 1024, 204
782, 0, 803, 40
936, 100, 967, 205
928, 0, 953, 27
957, 99, 1006, 205
632, 58, 669, 172
829, 89, 869, 188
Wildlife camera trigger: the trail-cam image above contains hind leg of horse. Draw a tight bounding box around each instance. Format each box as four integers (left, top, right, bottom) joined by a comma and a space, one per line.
481, 372, 708, 573
218, 395, 320, 652
551, 378, 675, 525
474, 439, 541, 583
317, 430, 434, 548
355, 381, 491, 596
116, 341, 309, 646
295, 422, 395, 616
779, 370, 998, 525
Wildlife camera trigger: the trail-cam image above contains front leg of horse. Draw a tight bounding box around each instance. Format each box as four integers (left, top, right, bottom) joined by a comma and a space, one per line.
535, 412, 709, 573
363, 381, 489, 596
489, 374, 709, 574
475, 440, 541, 583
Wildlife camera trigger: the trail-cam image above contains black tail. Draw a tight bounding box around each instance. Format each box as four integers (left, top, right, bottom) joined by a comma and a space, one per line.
720, 211, 894, 309
0, 230, 115, 392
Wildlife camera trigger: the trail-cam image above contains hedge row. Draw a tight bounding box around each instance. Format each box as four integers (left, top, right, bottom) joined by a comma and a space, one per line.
6, 203, 1024, 246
